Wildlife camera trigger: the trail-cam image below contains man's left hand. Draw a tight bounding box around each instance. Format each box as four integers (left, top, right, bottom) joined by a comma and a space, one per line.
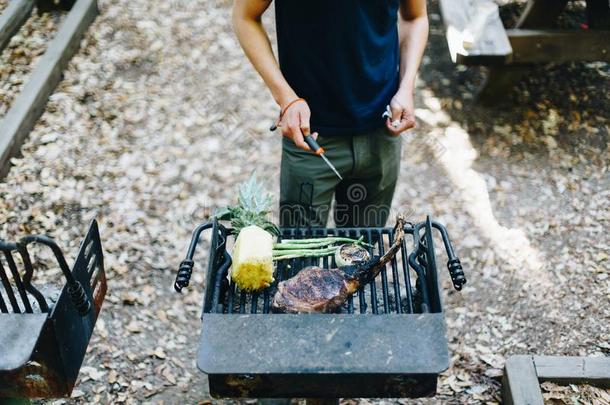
385, 90, 416, 135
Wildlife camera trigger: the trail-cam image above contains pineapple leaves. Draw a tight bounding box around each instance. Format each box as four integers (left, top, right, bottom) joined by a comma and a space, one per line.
214, 173, 280, 236
237, 173, 274, 216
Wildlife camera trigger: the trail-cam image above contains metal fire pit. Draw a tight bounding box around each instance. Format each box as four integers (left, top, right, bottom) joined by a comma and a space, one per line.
0, 220, 106, 399
175, 216, 465, 399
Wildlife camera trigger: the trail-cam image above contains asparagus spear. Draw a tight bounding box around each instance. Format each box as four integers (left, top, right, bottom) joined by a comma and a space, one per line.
272, 236, 369, 261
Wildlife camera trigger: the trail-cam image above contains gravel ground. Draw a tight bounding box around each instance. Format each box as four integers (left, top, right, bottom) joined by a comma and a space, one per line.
0, 0, 608, 404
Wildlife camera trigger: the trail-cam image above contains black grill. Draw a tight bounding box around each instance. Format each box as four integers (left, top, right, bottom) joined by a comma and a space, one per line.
175, 216, 466, 399
0, 220, 106, 399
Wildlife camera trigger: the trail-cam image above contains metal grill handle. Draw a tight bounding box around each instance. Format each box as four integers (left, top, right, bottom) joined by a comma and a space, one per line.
67, 280, 91, 316
175, 259, 195, 292
19, 235, 92, 316
447, 258, 466, 291
430, 221, 467, 291
174, 221, 214, 292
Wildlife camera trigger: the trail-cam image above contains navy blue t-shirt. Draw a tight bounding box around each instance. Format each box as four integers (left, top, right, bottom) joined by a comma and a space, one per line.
275, 0, 400, 136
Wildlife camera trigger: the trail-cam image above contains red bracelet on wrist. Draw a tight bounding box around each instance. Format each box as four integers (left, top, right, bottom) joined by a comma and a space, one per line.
270, 98, 306, 131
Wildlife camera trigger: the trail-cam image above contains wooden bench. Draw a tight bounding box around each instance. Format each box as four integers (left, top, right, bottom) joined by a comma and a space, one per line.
503, 355, 610, 405
438, 0, 610, 103
0, 0, 98, 178
0, 0, 35, 52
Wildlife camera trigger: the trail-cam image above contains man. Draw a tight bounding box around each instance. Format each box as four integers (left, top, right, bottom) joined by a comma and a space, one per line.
233, 0, 428, 228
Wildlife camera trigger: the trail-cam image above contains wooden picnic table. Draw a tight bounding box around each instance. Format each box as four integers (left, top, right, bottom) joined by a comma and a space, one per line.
439, 0, 610, 103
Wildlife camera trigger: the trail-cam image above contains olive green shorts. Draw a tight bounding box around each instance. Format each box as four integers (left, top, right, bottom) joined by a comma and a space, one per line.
279, 126, 402, 228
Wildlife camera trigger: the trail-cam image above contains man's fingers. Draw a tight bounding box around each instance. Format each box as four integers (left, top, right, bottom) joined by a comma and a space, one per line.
385, 119, 397, 133
299, 110, 311, 136
386, 118, 407, 134
291, 129, 309, 150
276, 101, 317, 151
386, 125, 403, 136
387, 102, 404, 130
389, 102, 403, 122
403, 113, 416, 130
280, 125, 291, 138
281, 125, 310, 150
287, 114, 308, 150
277, 106, 314, 151
385, 116, 415, 135
394, 120, 414, 133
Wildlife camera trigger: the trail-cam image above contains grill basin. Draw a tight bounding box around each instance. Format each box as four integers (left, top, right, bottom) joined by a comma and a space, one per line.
175, 217, 465, 398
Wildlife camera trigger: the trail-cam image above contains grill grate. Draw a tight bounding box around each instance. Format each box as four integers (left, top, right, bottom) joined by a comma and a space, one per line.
207, 226, 430, 315
175, 217, 466, 316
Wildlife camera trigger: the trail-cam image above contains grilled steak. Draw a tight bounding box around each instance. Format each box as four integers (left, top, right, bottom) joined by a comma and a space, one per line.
272, 215, 407, 313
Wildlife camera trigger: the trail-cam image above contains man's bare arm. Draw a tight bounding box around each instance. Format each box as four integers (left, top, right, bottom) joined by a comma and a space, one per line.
386, 0, 429, 135
232, 0, 314, 150
398, 0, 429, 94
232, 0, 294, 106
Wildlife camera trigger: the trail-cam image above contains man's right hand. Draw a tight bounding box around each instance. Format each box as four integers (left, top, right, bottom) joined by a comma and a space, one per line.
279, 98, 318, 151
